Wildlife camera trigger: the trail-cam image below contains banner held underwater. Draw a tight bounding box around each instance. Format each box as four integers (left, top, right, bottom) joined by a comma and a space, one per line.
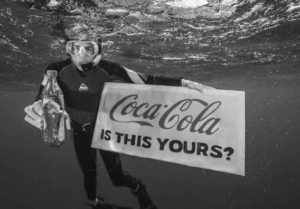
92, 83, 245, 176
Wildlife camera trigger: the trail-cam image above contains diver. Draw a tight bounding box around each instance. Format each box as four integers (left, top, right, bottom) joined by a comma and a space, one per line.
24, 23, 215, 209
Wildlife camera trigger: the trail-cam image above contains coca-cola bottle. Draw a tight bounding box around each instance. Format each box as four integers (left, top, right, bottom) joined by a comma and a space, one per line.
41, 70, 67, 147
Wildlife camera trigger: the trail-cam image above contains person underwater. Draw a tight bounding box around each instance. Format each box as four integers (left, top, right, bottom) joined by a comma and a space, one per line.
24, 23, 216, 209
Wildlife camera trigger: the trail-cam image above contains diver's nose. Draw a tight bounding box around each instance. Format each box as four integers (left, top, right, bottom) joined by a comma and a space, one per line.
78, 47, 86, 57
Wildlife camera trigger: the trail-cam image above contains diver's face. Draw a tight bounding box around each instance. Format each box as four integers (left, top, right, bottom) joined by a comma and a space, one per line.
66, 40, 99, 68
71, 52, 95, 65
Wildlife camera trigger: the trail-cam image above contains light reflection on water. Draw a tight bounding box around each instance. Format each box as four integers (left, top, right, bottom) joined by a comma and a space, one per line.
0, 0, 299, 89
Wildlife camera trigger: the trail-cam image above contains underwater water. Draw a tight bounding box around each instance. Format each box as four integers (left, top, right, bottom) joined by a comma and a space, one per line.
0, 0, 299, 89
0, 0, 299, 209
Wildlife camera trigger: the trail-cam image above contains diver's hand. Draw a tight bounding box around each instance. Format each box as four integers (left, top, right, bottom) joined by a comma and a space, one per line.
24, 100, 71, 130
24, 100, 44, 130
182, 79, 216, 93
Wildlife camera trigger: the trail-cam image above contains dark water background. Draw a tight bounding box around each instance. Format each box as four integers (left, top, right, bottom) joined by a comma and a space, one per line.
0, 0, 300, 209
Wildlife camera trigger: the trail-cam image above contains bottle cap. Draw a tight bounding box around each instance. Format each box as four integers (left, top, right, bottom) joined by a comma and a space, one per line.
47, 70, 58, 77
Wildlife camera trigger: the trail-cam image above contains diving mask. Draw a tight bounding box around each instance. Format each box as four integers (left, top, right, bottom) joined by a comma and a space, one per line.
66, 41, 99, 57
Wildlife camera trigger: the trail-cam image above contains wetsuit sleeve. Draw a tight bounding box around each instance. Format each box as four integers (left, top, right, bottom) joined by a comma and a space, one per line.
35, 58, 71, 101
99, 60, 182, 86
98, 60, 133, 83
139, 74, 183, 86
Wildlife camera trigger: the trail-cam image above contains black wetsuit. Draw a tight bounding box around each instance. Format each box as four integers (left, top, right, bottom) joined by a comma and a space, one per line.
36, 58, 182, 201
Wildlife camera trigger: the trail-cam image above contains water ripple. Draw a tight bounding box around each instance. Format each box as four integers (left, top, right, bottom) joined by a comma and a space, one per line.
0, 0, 299, 89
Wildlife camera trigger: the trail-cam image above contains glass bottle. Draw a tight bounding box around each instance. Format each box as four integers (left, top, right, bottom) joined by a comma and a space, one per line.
41, 70, 66, 147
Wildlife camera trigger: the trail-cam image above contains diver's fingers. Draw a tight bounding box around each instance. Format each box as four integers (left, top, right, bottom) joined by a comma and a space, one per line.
63, 111, 71, 130
24, 114, 43, 130
194, 84, 216, 94
182, 79, 216, 94
24, 105, 43, 121
32, 100, 43, 116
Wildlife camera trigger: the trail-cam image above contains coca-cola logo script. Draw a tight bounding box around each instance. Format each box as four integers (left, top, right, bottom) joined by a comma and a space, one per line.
109, 94, 221, 135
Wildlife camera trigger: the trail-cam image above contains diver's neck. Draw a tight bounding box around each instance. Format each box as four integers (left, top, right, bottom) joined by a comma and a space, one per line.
72, 54, 102, 71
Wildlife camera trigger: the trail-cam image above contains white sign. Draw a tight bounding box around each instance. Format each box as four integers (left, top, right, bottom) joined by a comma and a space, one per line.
92, 83, 245, 176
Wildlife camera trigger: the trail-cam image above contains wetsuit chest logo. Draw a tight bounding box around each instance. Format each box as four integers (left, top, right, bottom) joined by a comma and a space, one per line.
79, 83, 89, 91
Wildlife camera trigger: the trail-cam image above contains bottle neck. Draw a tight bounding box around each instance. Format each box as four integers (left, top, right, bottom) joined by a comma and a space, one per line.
46, 76, 57, 92
49, 76, 55, 83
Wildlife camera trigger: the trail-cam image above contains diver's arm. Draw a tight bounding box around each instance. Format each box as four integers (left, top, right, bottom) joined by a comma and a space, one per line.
120, 65, 215, 92
140, 73, 215, 93
136, 71, 216, 93
99, 60, 215, 92
99, 60, 182, 85
136, 73, 182, 86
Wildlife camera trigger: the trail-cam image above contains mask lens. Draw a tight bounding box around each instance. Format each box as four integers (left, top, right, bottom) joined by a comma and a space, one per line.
72, 43, 82, 55
66, 41, 98, 56
83, 43, 96, 56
